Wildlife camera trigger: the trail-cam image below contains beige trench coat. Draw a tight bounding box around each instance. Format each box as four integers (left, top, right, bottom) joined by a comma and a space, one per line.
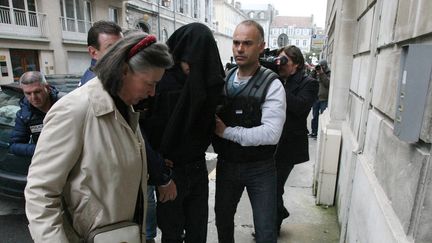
24, 78, 148, 242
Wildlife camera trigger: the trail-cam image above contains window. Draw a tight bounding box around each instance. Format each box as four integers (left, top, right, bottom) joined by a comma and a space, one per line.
277, 34, 288, 48
303, 40, 307, 46
161, 0, 171, 8
0, 0, 9, 7
85, 1, 91, 27
136, 22, 149, 33
60, 0, 92, 33
177, 0, 184, 13
249, 11, 254, 19
161, 28, 168, 42
0, 0, 38, 26
0, 0, 10, 24
259, 12, 264, 19
192, 0, 199, 18
108, 7, 118, 23
184, 0, 189, 15
204, 0, 210, 22
295, 39, 299, 46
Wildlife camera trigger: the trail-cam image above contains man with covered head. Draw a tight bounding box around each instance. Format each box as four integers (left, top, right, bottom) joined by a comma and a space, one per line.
141, 22, 225, 243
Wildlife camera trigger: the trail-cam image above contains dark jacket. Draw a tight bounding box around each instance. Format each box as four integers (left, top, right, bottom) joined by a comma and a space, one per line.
275, 69, 318, 164
79, 58, 97, 86
317, 70, 330, 101
9, 86, 59, 157
142, 23, 225, 164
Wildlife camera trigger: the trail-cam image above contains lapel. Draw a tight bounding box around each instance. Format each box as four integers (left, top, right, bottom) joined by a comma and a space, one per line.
286, 70, 304, 94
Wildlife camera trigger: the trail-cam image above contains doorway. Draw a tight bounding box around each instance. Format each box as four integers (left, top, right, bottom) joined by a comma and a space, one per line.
10, 49, 40, 80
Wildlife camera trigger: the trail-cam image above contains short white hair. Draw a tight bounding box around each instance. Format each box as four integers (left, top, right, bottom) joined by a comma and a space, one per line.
19, 71, 47, 85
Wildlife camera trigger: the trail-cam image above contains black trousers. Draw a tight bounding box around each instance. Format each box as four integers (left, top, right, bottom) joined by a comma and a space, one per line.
157, 159, 209, 243
276, 162, 295, 228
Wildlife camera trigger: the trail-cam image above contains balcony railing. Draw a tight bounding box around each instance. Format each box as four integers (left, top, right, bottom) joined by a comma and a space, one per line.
60, 17, 92, 42
0, 7, 48, 38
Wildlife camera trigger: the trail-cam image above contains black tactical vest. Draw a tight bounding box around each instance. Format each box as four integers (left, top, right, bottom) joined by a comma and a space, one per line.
213, 66, 279, 163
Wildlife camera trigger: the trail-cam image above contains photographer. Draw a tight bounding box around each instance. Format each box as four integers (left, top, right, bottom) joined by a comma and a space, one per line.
309, 59, 330, 138
274, 45, 318, 235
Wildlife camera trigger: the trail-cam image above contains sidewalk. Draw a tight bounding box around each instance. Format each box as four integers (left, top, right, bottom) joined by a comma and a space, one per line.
205, 138, 340, 243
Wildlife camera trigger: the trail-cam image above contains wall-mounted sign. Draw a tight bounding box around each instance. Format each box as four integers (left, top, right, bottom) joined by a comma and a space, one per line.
1, 61, 9, 77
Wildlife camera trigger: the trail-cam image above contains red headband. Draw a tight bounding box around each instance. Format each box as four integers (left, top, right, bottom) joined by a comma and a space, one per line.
127, 35, 157, 60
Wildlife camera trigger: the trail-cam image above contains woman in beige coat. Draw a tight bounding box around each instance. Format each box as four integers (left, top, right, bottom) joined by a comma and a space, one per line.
24, 32, 173, 242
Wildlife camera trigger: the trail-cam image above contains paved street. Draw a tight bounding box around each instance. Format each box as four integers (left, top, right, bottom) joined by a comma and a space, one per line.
0, 139, 339, 243
203, 138, 340, 243
0, 197, 31, 242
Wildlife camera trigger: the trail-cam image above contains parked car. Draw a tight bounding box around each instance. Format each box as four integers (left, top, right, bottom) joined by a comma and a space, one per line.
0, 75, 80, 198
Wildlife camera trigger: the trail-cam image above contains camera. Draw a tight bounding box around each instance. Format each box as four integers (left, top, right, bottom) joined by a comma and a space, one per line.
262, 56, 288, 66
226, 49, 286, 74
258, 48, 288, 73
315, 64, 321, 71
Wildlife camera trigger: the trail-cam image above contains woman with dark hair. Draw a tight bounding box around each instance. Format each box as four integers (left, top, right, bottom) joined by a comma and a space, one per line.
24, 32, 173, 242
274, 45, 319, 234
142, 22, 225, 243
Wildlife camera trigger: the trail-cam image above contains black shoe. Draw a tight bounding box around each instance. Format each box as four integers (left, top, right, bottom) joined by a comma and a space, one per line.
276, 210, 290, 236
252, 230, 281, 238
308, 133, 317, 138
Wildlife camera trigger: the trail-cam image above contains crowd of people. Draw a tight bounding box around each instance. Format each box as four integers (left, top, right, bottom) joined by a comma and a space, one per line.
9, 19, 331, 243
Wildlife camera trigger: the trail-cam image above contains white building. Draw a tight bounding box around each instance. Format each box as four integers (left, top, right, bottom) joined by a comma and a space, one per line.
0, 0, 124, 83
239, 3, 276, 48
315, 0, 432, 242
125, 0, 214, 43
0, 0, 214, 84
212, 0, 247, 64
268, 15, 314, 53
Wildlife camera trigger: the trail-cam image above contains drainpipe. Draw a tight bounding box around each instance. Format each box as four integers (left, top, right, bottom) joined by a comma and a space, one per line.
173, 0, 176, 30
122, 1, 129, 29
157, 0, 160, 39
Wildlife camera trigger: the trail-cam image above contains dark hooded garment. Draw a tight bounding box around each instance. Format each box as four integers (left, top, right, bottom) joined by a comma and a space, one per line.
142, 22, 225, 164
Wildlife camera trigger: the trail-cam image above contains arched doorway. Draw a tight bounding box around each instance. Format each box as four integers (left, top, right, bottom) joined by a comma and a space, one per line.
135, 21, 150, 33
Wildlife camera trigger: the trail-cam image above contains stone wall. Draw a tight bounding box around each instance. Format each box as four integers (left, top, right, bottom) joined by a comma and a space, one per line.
323, 0, 432, 242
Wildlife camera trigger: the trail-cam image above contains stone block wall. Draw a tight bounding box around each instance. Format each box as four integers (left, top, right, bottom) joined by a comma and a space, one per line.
324, 0, 432, 242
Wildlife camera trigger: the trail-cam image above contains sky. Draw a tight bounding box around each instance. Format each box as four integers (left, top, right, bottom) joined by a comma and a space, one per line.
239, 0, 328, 28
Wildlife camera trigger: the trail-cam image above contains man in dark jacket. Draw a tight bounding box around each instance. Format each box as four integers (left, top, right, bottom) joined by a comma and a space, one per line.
274, 46, 319, 234
9, 71, 59, 157
309, 59, 330, 137
78, 20, 122, 86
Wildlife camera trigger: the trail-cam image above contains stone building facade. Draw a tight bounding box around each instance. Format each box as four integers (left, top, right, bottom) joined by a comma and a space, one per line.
240, 3, 276, 48
316, 0, 432, 242
0, 0, 213, 84
268, 16, 314, 53
212, 0, 247, 64
0, 0, 124, 83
